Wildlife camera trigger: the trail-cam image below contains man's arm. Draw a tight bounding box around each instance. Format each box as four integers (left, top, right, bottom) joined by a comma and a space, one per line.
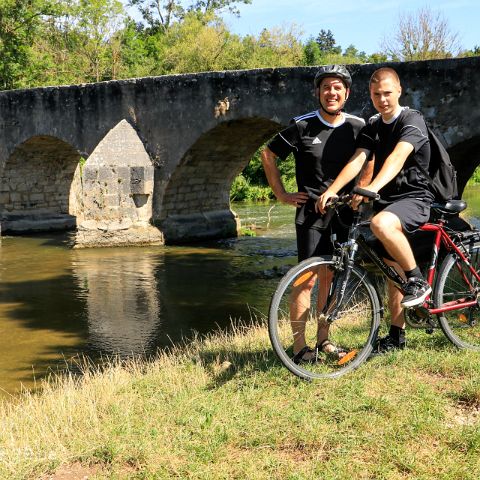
363, 141, 414, 193
261, 147, 308, 207
316, 148, 369, 213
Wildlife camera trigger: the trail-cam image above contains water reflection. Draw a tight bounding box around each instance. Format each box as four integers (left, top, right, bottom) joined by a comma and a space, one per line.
71, 248, 162, 356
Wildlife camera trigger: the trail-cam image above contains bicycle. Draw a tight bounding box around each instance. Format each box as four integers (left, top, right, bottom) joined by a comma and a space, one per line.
268, 186, 480, 380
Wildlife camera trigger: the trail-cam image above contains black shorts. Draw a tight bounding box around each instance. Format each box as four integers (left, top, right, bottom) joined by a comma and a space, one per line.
374, 197, 431, 234
296, 209, 351, 262
372, 197, 432, 261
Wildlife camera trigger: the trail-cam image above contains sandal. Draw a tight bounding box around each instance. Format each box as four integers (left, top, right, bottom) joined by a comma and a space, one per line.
318, 339, 347, 360
292, 346, 319, 364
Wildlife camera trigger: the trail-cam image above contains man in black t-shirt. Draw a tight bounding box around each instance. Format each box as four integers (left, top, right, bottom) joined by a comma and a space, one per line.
262, 65, 368, 363
317, 67, 434, 354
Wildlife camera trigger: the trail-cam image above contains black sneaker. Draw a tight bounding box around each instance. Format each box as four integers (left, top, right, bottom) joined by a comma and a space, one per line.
369, 334, 406, 358
401, 277, 432, 308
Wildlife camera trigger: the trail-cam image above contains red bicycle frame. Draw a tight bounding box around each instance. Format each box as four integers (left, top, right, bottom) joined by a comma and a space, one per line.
421, 221, 480, 314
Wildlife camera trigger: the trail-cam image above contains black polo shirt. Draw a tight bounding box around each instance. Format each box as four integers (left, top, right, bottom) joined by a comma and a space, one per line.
268, 110, 365, 228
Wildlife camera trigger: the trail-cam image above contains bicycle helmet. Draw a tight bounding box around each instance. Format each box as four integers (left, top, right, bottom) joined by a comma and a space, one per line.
314, 65, 352, 89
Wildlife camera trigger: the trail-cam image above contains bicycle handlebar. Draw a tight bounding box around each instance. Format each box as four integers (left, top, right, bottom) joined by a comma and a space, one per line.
306, 187, 380, 209
351, 186, 380, 201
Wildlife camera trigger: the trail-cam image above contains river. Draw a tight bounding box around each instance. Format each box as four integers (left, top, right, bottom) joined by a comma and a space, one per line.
0, 185, 479, 395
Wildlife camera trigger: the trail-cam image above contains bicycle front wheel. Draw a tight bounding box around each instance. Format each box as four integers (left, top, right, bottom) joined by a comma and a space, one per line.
268, 256, 381, 380
435, 242, 480, 349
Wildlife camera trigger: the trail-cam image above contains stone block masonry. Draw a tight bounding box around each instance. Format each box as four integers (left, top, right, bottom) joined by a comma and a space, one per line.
73, 120, 163, 248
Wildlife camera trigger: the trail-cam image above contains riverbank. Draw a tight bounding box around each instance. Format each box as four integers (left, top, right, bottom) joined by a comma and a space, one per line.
1, 320, 480, 480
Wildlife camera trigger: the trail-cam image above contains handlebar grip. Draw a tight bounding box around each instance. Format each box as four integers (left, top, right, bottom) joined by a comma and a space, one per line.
352, 186, 380, 201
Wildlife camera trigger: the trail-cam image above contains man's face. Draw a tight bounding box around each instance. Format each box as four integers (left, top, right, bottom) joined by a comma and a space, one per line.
370, 76, 401, 120
317, 77, 348, 115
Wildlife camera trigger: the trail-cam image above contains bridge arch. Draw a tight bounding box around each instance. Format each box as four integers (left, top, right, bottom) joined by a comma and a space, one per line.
159, 116, 281, 243
0, 135, 81, 233
448, 136, 480, 195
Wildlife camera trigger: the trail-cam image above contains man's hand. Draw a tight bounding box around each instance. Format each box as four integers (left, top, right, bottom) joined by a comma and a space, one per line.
278, 191, 309, 208
350, 194, 364, 211
315, 189, 337, 214
351, 184, 378, 210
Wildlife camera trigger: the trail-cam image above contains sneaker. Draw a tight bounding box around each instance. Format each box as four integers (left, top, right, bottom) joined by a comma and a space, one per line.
401, 277, 432, 308
369, 334, 406, 358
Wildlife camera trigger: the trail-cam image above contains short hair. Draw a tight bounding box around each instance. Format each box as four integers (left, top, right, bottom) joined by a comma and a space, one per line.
369, 67, 400, 88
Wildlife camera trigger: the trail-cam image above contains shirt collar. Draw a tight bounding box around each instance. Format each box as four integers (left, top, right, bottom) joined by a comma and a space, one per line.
316, 110, 346, 128
382, 106, 405, 125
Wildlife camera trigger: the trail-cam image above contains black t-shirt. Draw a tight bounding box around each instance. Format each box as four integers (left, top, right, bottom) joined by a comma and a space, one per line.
356, 107, 434, 203
267, 110, 365, 228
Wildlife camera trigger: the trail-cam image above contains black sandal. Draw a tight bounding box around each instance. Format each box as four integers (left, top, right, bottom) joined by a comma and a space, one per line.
318, 339, 347, 360
292, 346, 319, 364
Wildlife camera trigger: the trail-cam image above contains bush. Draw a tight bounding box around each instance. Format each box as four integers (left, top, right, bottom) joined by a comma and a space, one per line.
468, 166, 480, 185
230, 147, 296, 202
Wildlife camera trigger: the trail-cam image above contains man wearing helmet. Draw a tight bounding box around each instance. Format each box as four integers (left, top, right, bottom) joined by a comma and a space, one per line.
261, 65, 368, 363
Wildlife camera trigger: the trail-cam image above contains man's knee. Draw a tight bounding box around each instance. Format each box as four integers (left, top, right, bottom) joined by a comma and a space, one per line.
371, 212, 402, 239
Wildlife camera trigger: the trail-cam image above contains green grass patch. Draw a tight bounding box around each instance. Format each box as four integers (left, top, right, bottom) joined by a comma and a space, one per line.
1, 322, 480, 479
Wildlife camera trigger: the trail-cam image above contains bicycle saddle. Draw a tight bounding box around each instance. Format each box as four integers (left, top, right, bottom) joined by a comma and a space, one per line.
431, 199, 467, 214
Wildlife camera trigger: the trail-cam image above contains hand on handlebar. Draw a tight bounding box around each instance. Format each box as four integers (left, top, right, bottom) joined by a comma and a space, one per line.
315, 189, 338, 214
350, 194, 364, 211
350, 185, 380, 210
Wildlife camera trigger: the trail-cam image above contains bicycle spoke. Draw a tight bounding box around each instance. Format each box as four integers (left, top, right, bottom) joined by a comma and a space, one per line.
269, 257, 380, 380
436, 244, 480, 349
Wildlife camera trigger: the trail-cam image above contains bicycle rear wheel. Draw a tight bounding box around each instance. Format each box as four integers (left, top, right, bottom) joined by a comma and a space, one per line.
268, 256, 381, 380
435, 243, 480, 349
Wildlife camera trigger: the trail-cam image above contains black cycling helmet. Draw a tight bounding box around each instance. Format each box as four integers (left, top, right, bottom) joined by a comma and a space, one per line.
314, 64, 352, 89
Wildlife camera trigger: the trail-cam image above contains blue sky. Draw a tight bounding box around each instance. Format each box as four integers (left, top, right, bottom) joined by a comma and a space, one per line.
222, 0, 479, 54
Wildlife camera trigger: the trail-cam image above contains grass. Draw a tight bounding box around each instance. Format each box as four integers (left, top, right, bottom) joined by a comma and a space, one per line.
1, 320, 480, 479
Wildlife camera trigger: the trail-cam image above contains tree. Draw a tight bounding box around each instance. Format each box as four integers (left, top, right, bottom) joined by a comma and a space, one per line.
303, 37, 321, 65
381, 6, 461, 61
0, 0, 60, 89
315, 29, 341, 55
128, 0, 251, 32
188, 0, 251, 17
73, 0, 126, 81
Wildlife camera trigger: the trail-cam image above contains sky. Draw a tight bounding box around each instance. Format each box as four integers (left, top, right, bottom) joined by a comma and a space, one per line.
220, 0, 480, 54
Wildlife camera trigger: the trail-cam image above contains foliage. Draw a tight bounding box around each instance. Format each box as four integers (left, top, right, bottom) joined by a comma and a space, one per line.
467, 166, 480, 185
230, 146, 296, 202
0, 0, 61, 89
303, 30, 386, 67
381, 6, 461, 61
316, 28, 341, 55
127, 0, 251, 32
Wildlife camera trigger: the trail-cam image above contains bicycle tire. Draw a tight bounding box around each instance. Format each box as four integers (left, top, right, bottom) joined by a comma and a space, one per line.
435, 242, 480, 349
268, 256, 381, 380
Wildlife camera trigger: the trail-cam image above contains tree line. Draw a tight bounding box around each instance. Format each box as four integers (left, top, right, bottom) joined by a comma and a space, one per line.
0, 1, 477, 91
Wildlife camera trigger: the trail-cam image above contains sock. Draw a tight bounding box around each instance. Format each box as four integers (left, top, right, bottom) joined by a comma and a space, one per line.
405, 266, 423, 280
389, 324, 406, 345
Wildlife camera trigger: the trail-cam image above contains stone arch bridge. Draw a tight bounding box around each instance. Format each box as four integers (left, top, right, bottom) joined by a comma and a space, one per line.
0, 56, 479, 246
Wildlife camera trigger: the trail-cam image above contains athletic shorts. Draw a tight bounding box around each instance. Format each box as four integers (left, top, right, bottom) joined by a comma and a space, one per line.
371, 197, 432, 261
296, 209, 351, 262
374, 197, 431, 234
